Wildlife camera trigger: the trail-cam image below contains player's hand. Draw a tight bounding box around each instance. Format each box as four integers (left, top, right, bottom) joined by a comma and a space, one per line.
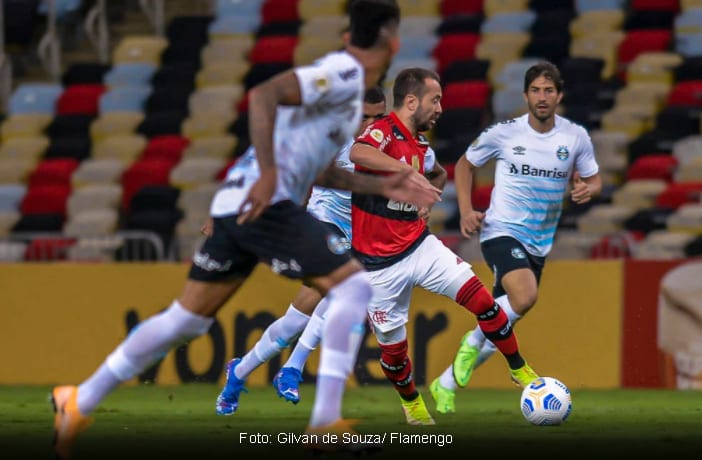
570, 172, 592, 204
237, 169, 277, 224
459, 211, 484, 239
200, 217, 213, 237
382, 168, 441, 209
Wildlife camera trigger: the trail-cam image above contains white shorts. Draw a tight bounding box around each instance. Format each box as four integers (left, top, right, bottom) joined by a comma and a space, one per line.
366, 234, 476, 333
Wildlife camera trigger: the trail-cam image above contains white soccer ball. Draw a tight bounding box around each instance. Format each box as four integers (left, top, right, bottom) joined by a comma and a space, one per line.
520, 376, 572, 426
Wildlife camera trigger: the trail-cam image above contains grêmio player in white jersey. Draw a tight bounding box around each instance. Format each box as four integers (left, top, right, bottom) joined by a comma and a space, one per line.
50, 2, 441, 457
211, 87, 387, 410
429, 61, 603, 415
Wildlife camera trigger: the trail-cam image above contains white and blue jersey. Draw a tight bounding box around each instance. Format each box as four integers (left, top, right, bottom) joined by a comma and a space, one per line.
210, 51, 364, 217
464, 114, 599, 257
306, 139, 354, 240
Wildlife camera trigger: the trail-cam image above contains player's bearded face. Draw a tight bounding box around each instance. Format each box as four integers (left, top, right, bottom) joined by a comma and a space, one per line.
414, 82, 442, 132
525, 75, 562, 122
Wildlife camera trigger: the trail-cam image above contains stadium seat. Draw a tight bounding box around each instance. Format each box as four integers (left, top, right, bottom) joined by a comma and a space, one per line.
170, 157, 226, 189
674, 57, 702, 82
103, 62, 158, 87
56, 84, 106, 115
248, 36, 299, 65
121, 160, 179, 210
61, 62, 110, 86
481, 10, 537, 34
298, 0, 346, 18
570, 31, 626, 80
441, 59, 490, 84
667, 81, 702, 106
141, 135, 189, 164
0, 158, 36, 184
98, 85, 153, 113
67, 183, 122, 217
613, 179, 668, 210
626, 154, 678, 182
441, 81, 491, 110
672, 135, 702, 165
113, 35, 168, 65
396, 0, 441, 16
293, 37, 345, 66
666, 203, 702, 233
71, 158, 127, 186
577, 204, 638, 234
0, 113, 53, 140
0, 136, 50, 161
492, 87, 527, 120
632, 229, 694, 259
630, 0, 680, 12
182, 114, 233, 140
182, 136, 237, 159
432, 33, 481, 74
63, 208, 119, 237
208, 14, 261, 38
20, 184, 72, 216
23, 237, 76, 261
0, 240, 26, 261
12, 213, 65, 232
484, 0, 530, 17
89, 112, 144, 141
674, 156, 702, 182
0, 184, 27, 213
395, 35, 440, 60
137, 111, 188, 137
623, 206, 675, 234
570, 9, 625, 39
440, 0, 484, 16
188, 86, 243, 119
655, 182, 702, 209
195, 63, 249, 88
617, 30, 673, 80
43, 137, 92, 162
575, 0, 626, 14
177, 182, 219, 218
28, 158, 80, 187
44, 114, 94, 139
92, 134, 147, 163
8, 83, 63, 115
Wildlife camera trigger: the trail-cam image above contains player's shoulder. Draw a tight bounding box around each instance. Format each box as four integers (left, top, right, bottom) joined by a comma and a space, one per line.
316, 50, 362, 80
481, 115, 522, 136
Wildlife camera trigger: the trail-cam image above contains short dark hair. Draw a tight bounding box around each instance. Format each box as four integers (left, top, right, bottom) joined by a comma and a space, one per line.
392, 67, 441, 109
364, 85, 386, 104
524, 61, 564, 93
348, 0, 400, 49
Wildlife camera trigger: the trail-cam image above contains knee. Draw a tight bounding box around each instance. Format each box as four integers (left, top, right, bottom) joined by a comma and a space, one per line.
509, 291, 538, 315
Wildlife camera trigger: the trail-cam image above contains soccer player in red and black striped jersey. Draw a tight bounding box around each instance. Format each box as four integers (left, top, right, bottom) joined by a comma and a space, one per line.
350, 67, 539, 425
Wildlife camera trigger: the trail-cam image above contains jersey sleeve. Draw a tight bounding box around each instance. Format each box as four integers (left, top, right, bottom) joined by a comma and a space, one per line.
294, 53, 361, 107
355, 119, 392, 151
574, 128, 600, 178
464, 124, 502, 167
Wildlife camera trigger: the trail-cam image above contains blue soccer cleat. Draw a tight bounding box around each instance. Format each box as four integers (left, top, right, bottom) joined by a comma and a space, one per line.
272, 367, 303, 404
215, 358, 248, 415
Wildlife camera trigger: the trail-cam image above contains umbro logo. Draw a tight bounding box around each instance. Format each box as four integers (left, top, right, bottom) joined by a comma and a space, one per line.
512, 146, 526, 155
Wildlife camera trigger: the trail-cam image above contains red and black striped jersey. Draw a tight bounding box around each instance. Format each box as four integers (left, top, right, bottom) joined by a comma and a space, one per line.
351, 112, 433, 270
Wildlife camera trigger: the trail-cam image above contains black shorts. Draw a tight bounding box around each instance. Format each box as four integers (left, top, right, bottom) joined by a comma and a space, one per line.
480, 236, 545, 299
188, 201, 353, 282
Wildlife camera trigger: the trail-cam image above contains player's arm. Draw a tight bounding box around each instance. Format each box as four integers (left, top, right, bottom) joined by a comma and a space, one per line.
570, 171, 602, 204
238, 70, 303, 224
417, 161, 447, 221
454, 155, 484, 239
350, 142, 412, 173
314, 164, 441, 209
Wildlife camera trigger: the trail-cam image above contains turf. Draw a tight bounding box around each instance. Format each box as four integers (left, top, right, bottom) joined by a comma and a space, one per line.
3, 384, 702, 459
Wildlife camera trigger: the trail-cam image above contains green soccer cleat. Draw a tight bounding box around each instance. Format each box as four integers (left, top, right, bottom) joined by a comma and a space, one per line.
400, 393, 436, 425
452, 331, 480, 388
510, 362, 540, 388
429, 378, 456, 414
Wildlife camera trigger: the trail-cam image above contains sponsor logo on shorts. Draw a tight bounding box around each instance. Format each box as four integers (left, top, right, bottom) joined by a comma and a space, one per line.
193, 252, 232, 272
327, 234, 350, 255
271, 258, 301, 274
511, 247, 527, 259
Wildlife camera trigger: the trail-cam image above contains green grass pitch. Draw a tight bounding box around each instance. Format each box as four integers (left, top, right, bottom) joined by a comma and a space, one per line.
2, 384, 702, 459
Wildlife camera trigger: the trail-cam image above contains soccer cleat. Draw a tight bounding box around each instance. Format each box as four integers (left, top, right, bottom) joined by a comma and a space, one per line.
452, 331, 480, 388
272, 367, 302, 404
215, 358, 248, 415
510, 362, 540, 388
429, 378, 456, 414
400, 393, 436, 425
304, 418, 381, 454
51, 385, 93, 460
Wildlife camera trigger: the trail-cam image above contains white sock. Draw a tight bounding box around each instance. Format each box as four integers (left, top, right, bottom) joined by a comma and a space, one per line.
439, 365, 457, 391
475, 295, 522, 369
310, 272, 372, 427
235, 304, 310, 380
79, 301, 213, 415
284, 298, 328, 371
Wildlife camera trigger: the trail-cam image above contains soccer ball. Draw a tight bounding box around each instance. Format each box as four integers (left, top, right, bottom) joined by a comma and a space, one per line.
520, 376, 572, 426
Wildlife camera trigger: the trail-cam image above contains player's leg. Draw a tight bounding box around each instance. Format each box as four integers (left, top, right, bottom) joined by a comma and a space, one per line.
274, 295, 331, 404
53, 215, 254, 458
415, 235, 537, 388
216, 284, 319, 413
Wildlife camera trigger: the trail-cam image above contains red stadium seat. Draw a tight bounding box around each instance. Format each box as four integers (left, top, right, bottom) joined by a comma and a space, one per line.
440, 0, 483, 16
630, 0, 680, 12
27, 158, 80, 187
471, 184, 493, 212
249, 36, 299, 64
655, 182, 702, 209
216, 158, 240, 181
56, 84, 106, 115
121, 159, 178, 210
141, 135, 190, 163
432, 33, 480, 75
441, 81, 491, 110
626, 154, 678, 182
261, 0, 299, 24
666, 81, 702, 107
24, 237, 76, 261
20, 184, 72, 216
617, 30, 672, 80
